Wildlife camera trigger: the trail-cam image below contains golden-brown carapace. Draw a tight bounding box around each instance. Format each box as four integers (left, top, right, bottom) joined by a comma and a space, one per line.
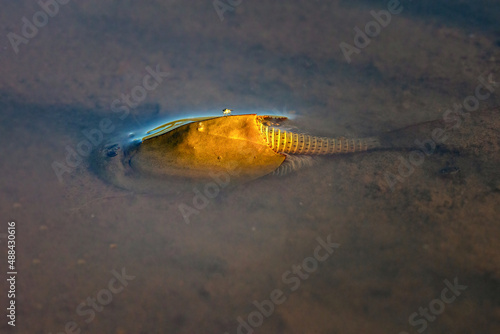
91, 108, 499, 193
92, 113, 382, 192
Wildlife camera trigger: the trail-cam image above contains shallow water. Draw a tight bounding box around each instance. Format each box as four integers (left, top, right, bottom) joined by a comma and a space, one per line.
1, 1, 500, 333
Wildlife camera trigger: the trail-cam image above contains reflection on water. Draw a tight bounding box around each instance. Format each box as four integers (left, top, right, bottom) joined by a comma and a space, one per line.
0, 1, 499, 333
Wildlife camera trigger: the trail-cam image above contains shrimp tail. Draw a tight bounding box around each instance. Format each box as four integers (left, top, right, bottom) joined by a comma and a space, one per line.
259, 123, 380, 155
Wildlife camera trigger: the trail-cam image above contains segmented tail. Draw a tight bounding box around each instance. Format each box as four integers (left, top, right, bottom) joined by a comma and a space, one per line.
259, 123, 380, 155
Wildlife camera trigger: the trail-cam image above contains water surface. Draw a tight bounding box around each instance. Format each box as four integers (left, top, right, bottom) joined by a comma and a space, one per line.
1, 1, 499, 333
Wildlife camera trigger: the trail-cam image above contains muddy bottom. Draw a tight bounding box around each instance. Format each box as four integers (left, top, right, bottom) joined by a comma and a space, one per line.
0, 1, 499, 334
